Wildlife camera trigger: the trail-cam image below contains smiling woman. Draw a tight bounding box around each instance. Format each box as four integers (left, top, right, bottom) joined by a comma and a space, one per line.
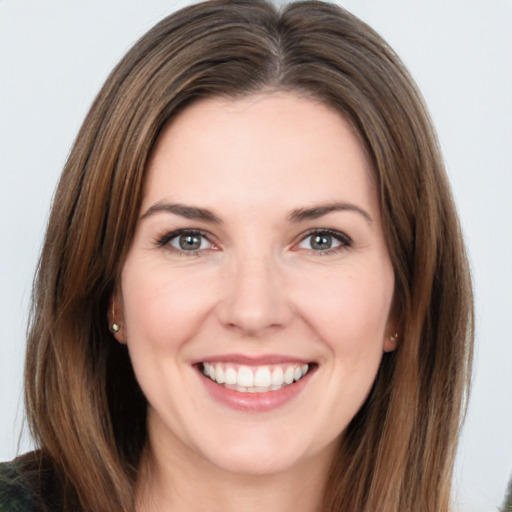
0, 1, 473, 512
115, 94, 396, 490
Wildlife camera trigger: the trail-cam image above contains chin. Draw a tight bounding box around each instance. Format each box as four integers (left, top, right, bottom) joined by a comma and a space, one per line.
203, 444, 309, 476
192, 425, 335, 477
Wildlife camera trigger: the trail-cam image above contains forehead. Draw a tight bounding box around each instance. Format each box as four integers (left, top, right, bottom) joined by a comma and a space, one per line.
142, 92, 377, 217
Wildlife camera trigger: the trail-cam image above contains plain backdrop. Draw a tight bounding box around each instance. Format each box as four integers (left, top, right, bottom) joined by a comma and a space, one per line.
1, 1, 511, 511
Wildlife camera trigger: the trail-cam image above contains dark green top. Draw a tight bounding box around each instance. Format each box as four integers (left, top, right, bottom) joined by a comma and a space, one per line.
0, 454, 64, 512
0, 461, 40, 512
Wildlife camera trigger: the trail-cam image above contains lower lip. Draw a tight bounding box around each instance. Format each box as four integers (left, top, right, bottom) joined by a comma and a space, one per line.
198, 369, 314, 412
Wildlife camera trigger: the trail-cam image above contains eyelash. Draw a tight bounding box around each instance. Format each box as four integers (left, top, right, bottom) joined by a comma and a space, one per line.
155, 228, 352, 256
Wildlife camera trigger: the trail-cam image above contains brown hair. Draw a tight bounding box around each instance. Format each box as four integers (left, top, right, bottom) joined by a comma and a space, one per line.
24, 1, 473, 511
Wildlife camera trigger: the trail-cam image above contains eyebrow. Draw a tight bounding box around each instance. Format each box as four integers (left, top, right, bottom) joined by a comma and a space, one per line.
140, 202, 222, 223
287, 202, 373, 224
140, 200, 372, 225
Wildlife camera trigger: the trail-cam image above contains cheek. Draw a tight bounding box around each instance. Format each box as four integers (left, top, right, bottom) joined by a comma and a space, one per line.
293, 267, 393, 432
120, 261, 217, 350
295, 266, 394, 353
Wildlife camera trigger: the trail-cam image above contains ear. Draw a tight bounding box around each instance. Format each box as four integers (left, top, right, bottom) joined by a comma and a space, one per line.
383, 329, 398, 352
108, 292, 127, 344
383, 293, 401, 352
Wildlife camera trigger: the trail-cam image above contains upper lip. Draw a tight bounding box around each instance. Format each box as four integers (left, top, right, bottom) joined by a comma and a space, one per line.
191, 353, 313, 365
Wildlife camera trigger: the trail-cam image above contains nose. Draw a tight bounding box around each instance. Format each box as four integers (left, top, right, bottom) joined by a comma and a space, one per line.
216, 253, 293, 337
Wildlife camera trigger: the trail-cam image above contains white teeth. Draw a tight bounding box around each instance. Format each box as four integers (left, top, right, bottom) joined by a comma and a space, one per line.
225, 367, 237, 385
250, 386, 269, 393
202, 362, 311, 391
271, 367, 284, 386
254, 367, 272, 387
215, 364, 225, 384
237, 366, 254, 387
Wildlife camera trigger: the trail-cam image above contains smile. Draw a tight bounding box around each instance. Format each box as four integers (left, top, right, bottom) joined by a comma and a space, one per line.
201, 362, 311, 393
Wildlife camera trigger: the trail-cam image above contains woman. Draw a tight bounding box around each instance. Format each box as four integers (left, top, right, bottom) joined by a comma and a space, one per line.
0, 1, 473, 511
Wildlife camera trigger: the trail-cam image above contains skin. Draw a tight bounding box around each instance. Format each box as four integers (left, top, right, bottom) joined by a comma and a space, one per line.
112, 92, 396, 512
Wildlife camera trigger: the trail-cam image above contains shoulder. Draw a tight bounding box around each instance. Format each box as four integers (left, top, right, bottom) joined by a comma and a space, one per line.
0, 453, 64, 512
0, 458, 40, 512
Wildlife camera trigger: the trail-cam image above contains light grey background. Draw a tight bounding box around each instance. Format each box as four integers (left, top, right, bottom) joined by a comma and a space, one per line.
1, 1, 511, 510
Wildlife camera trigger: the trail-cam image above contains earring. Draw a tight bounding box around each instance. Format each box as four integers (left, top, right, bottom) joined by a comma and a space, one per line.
111, 301, 120, 334
390, 332, 399, 343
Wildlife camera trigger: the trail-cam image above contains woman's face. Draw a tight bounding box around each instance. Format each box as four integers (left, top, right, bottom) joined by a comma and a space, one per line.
115, 93, 396, 477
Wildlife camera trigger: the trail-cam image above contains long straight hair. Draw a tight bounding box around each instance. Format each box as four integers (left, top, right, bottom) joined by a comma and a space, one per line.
24, 1, 473, 511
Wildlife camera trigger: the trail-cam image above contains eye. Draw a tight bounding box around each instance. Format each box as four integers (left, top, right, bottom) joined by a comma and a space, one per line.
171, 232, 208, 251
157, 229, 215, 254
296, 229, 351, 253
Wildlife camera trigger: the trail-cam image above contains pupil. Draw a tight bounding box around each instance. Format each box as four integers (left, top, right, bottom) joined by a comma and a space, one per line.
180, 234, 201, 250
311, 234, 332, 250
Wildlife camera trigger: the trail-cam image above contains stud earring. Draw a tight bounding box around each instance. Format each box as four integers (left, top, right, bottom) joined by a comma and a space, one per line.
390, 332, 399, 343
110, 301, 120, 334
